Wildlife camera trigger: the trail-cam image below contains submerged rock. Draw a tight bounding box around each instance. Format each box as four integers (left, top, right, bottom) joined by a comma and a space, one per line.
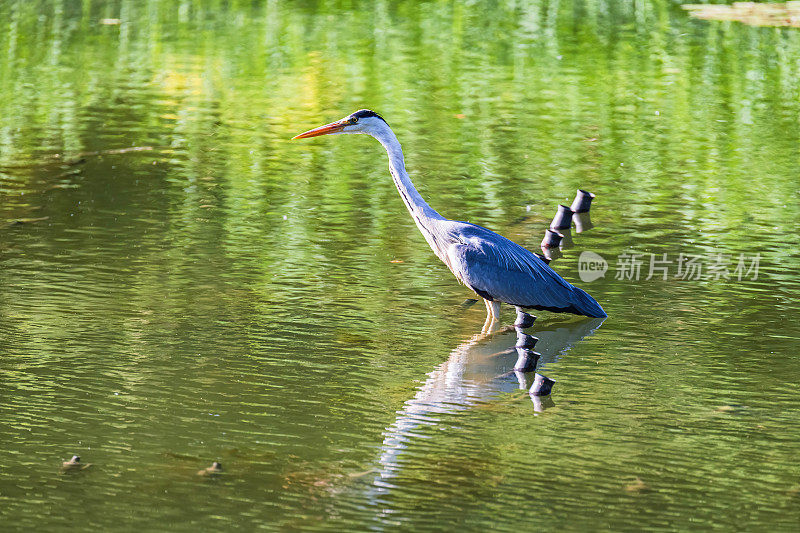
61, 455, 91, 473
197, 461, 223, 477
624, 477, 650, 493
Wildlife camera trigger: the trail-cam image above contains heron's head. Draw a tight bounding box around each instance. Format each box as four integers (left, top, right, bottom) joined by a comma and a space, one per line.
292, 109, 389, 139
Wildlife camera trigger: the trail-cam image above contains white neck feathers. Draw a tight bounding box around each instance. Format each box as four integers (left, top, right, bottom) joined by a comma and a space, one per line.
369, 125, 445, 223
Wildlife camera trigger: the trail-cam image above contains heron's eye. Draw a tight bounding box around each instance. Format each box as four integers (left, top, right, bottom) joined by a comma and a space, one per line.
351, 117, 359, 124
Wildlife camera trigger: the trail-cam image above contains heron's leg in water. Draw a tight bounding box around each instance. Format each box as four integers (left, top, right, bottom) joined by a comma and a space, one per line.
514, 306, 536, 328
482, 299, 502, 334
481, 300, 492, 332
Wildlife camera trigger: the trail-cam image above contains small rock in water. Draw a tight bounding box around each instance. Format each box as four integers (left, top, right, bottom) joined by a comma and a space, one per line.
540, 229, 563, 249
198, 461, 223, 477
529, 373, 554, 396
549, 205, 573, 230
569, 189, 595, 213
515, 332, 538, 349
513, 348, 540, 373
514, 311, 536, 329
61, 455, 91, 472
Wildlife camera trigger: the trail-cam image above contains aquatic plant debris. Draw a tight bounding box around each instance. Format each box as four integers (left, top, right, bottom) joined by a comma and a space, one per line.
683, 2, 800, 27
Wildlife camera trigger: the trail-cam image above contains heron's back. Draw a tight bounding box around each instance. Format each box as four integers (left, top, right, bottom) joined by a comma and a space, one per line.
443, 221, 607, 318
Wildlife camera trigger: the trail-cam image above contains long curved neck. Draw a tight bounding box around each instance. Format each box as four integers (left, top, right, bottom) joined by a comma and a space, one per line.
369, 124, 452, 263
371, 126, 446, 223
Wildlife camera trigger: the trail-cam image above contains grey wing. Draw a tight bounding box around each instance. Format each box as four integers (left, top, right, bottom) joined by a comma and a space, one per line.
446, 230, 606, 317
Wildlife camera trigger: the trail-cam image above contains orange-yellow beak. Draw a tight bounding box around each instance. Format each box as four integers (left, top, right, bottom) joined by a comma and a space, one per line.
291, 120, 346, 140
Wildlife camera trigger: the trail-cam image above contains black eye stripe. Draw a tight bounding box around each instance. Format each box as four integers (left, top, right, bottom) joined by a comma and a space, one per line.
350, 109, 389, 126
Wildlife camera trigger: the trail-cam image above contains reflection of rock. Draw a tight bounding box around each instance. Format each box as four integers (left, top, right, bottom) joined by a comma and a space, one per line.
515, 331, 538, 349
573, 211, 593, 233
530, 394, 555, 412
513, 370, 532, 390
558, 228, 574, 249
539, 246, 563, 262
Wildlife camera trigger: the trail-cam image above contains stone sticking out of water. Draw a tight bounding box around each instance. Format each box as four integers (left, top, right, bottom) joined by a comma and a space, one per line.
570, 189, 595, 213
549, 204, 573, 230
530, 373, 554, 396
541, 228, 563, 249
513, 347, 540, 373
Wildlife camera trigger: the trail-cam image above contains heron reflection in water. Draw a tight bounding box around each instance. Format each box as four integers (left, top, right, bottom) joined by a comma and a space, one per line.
371, 317, 604, 493
293, 110, 606, 332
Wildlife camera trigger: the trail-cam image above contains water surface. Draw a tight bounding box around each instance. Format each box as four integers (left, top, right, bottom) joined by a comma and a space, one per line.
1, 1, 799, 531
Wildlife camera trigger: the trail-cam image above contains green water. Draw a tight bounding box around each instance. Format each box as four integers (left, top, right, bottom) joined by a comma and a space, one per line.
1, 1, 799, 530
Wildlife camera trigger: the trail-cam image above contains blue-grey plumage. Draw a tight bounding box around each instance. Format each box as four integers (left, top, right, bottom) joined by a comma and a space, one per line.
293, 110, 607, 325
445, 221, 606, 317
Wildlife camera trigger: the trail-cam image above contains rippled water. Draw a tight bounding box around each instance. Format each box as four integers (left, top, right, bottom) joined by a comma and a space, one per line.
1, 1, 799, 531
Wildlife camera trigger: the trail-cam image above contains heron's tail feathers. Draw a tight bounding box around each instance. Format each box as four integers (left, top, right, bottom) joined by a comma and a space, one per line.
570, 286, 607, 318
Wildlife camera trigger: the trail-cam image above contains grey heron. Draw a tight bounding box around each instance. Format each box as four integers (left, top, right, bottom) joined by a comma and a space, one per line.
293, 110, 606, 331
